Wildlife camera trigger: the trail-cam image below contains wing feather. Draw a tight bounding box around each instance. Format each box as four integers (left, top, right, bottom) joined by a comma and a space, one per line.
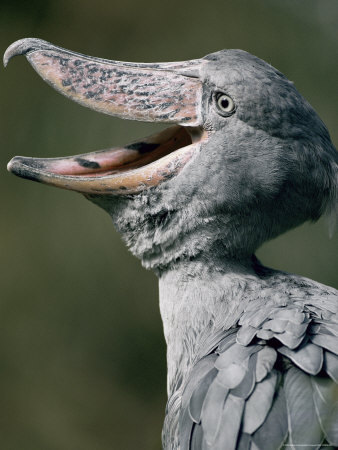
178, 287, 338, 450
284, 367, 323, 448
214, 343, 260, 370
324, 351, 338, 383
181, 354, 218, 410
242, 371, 277, 434
255, 346, 277, 382
236, 432, 251, 450
251, 387, 288, 450
310, 334, 338, 355
278, 343, 323, 375
231, 352, 257, 399
199, 381, 229, 445
179, 406, 194, 450
236, 325, 258, 346
179, 356, 217, 450
189, 368, 218, 423
312, 378, 338, 446
212, 394, 245, 450
190, 423, 204, 450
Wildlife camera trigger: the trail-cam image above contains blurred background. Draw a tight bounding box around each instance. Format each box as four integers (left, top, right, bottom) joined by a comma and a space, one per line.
0, 0, 337, 448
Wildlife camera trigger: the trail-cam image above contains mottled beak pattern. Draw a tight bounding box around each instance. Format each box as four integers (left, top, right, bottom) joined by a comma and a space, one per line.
5, 38, 207, 194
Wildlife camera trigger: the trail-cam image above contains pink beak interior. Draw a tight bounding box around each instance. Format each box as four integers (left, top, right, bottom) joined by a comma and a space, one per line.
5, 38, 208, 194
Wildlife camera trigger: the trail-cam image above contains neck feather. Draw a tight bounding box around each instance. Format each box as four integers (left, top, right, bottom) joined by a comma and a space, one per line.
158, 257, 260, 397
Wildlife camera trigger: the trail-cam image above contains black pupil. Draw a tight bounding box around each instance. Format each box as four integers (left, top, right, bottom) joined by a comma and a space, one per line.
221, 97, 229, 109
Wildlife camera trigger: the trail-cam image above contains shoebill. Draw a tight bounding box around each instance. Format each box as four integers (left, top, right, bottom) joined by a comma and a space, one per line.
4, 38, 338, 450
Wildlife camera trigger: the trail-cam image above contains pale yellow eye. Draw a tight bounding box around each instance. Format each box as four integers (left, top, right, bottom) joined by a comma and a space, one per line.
216, 94, 235, 115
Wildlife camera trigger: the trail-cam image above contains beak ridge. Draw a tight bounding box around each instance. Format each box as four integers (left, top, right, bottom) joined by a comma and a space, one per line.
4, 38, 50, 67
4, 38, 203, 126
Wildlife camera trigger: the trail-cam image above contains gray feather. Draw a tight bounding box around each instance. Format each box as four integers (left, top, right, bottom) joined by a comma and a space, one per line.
198, 329, 236, 360
308, 296, 338, 314
312, 378, 338, 446
275, 331, 305, 349
240, 306, 276, 328
285, 321, 309, 337
236, 325, 258, 346
236, 432, 251, 450
313, 322, 338, 337
181, 355, 218, 410
262, 318, 288, 333
190, 423, 204, 450
252, 387, 288, 450
215, 343, 260, 370
284, 367, 323, 448
310, 334, 338, 355
200, 381, 229, 446
256, 329, 274, 340
189, 367, 218, 423
324, 351, 338, 383
310, 323, 321, 334
278, 343, 323, 375
272, 309, 306, 323
215, 363, 247, 389
212, 394, 245, 450
231, 352, 257, 399
311, 376, 336, 404
243, 372, 277, 434
179, 406, 194, 450
307, 307, 332, 320
255, 346, 277, 382
217, 331, 238, 353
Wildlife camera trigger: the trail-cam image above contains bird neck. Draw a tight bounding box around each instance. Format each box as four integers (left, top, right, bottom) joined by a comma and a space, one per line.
89, 191, 277, 273
158, 256, 260, 397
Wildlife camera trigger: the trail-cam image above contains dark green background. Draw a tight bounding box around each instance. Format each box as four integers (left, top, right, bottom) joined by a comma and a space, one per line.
1, 1, 337, 449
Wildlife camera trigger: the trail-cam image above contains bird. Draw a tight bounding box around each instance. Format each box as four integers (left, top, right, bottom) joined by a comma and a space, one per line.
4, 38, 338, 450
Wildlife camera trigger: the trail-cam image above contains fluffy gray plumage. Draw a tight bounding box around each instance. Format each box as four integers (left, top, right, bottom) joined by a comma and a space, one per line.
89, 50, 338, 449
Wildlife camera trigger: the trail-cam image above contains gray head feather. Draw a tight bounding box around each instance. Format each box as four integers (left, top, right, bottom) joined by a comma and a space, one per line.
89, 49, 338, 273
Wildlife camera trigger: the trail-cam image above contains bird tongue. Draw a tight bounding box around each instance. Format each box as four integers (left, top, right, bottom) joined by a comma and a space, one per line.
5, 38, 206, 195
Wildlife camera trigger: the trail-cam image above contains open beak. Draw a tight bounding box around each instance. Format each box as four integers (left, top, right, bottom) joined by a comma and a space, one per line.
4, 38, 207, 195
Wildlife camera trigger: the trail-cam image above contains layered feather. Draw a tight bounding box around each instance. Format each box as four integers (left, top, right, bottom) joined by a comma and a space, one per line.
179, 285, 338, 450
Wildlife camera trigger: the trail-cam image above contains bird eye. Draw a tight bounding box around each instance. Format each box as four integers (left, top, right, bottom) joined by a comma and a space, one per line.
215, 93, 236, 116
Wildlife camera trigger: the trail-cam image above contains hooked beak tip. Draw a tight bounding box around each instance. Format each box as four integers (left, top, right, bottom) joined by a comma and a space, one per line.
7, 156, 43, 184
7, 156, 21, 174
3, 37, 49, 67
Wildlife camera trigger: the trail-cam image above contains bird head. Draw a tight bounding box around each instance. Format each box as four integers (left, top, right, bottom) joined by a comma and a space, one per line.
5, 39, 337, 272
